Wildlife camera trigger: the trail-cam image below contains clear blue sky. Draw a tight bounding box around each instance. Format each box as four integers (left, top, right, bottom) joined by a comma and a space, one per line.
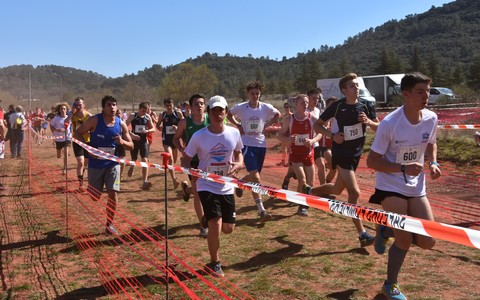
1, 0, 452, 78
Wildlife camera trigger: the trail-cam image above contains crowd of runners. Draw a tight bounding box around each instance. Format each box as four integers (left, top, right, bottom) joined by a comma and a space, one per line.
0, 72, 442, 300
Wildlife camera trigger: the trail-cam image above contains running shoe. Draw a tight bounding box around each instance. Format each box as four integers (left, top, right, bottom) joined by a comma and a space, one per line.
199, 227, 208, 237
204, 261, 224, 277
259, 210, 272, 222
201, 215, 208, 229
127, 166, 134, 177
297, 206, 309, 217
374, 224, 390, 254
282, 178, 289, 190
181, 181, 190, 202
382, 281, 407, 300
141, 181, 152, 190
105, 225, 118, 235
302, 184, 312, 195
173, 179, 180, 190
359, 231, 375, 247
235, 187, 243, 198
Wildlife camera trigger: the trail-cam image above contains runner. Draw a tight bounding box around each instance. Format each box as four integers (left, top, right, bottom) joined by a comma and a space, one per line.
277, 94, 321, 216
227, 80, 280, 221
50, 102, 71, 174
315, 96, 338, 184
30, 107, 45, 145
74, 95, 134, 234
145, 101, 158, 153
66, 97, 92, 190
126, 102, 155, 190
366, 72, 440, 300
306, 73, 380, 247
0, 118, 5, 190
182, 95, 243, 277
173, 94, 209, 237
157, 98, 184, 189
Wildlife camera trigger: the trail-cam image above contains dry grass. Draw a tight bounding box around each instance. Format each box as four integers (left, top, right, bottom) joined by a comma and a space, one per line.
0, 131, 479, 299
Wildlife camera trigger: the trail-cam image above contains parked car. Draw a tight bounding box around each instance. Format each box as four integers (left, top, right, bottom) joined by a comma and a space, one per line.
429, 87, 457, 104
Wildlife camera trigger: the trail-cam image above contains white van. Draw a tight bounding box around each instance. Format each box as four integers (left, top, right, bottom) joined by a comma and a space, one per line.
316, 77, 376, 105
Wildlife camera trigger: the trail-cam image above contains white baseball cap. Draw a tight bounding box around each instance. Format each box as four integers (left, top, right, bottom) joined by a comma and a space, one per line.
208, 95, 228, 109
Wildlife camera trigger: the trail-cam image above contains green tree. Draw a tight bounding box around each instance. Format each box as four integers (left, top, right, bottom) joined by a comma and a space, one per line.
338, 54, 352, 75
255, 65, 265, 84
409, 44, 425, 72
376, 47, 392, 74
377, 47, 404, 74
468, 55, 480, 90
295, 56, 310, 92
159, 63, 218, 101
451, 65, 464, 85
427, 51, 441, 84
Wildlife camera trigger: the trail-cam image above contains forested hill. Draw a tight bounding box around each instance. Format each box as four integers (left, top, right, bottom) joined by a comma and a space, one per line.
1, 0, 479, 107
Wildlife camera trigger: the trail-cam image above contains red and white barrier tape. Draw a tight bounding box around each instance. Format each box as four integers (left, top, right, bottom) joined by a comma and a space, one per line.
29, 126, 480, 250
437, 124, 480, 129
67, 137, 480, 250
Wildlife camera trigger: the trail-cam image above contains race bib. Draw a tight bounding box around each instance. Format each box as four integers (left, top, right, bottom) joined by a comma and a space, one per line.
343, 123, 363, 141
294, 134, 310, 146
396, 145, 422, 164
207, 163, 229, 176
98, 147, 115, 160
135, 124, 146, 134
245, 120, 261, 134
165, 126, 175, 135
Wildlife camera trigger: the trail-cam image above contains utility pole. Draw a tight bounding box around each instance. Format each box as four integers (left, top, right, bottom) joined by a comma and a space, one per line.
29, 71, 32, 111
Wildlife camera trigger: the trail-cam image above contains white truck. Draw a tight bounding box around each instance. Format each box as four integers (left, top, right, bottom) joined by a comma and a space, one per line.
316, 77, 376, 105
362, 74, 404, 106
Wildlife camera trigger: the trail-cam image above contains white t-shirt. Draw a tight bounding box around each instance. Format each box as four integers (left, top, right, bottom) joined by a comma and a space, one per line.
307, 106, 321, 147
184, 126, 243, 195
50, 115, 72, 142
307, 106, 320, 119
371, 106, 438, 197
229, 101, 279, 147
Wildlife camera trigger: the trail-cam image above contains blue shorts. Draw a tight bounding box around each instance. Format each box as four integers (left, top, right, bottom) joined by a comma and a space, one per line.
242, 146, 266, 173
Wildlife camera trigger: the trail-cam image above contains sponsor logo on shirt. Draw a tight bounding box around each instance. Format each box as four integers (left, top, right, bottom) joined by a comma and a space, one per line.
422, 132, 430, 143
210, 143, 228, 162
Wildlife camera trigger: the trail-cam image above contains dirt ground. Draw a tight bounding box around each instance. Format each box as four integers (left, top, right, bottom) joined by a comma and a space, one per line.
0, 126, 479, 299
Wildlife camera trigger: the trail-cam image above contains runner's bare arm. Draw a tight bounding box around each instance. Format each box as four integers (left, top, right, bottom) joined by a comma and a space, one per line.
73, 116, 97, 143
173, 119, 187, 153
426, 142, 442, 179
228, 150, 244, 178
119, 121, 134, 151
277, 114, 291, 144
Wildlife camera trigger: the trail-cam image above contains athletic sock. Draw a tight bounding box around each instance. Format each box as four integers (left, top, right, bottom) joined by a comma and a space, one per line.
386, 243, 408, 284
255, 199, 265, 212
